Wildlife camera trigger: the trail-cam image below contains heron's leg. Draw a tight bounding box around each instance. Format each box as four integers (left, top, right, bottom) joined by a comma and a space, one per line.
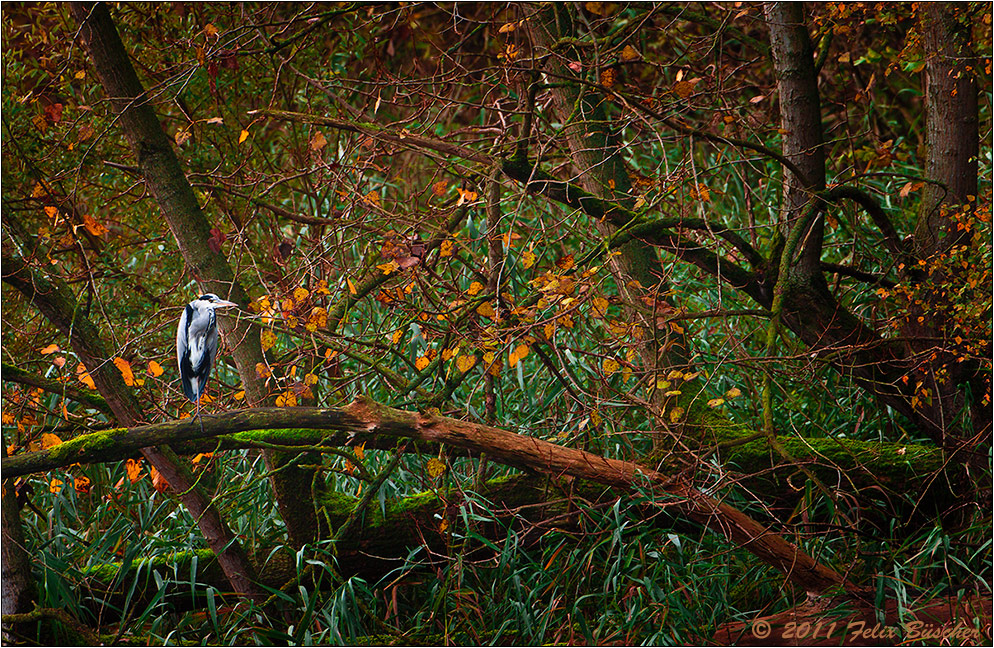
196, 395, 204, 434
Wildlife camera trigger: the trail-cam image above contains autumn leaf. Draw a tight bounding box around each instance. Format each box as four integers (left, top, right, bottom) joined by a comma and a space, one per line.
415, 356, 430, 371
556, 254, 575, 271
77, 365, 95, 389
439, 239, 455, 257
509, 344, 529, 367
41, 432, 63, 449
600, 68, 617, 88
476, 301, 496, 319
114, 357, 135, 386
620, 45, 640, 62
150, 467, 170, 493
256, 362, 272, 378
602, 357, 620, 375
238, 129, 249, 144
521, 249, 537, 269
591, 296, 609, 318
204, 23, 218, 37
126, 458, 143, 483
673, 80, 695, 99
426, 457, 446, 478
50, 479, 64, 494
378, 260, 400, 275
432, 180, 448, 196
148, 360, 164, 377
669, 406, 685, 423
363, 190, 381, 207
260, 329, 277, 351
725, 387, 742, 399
310, 131, 327, 151
455, 188, 478, 205
39, 343, 60, 355
467, 281, 484, 296
294, 286, 310, 303
82, 214, 109, 236
456, 354, 476, 373
708, 398, 725, 408
74, 475, 92, 496
306, 307, 328, 332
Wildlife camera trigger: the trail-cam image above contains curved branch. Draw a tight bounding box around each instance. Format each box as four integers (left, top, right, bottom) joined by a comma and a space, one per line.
3, 396, 847, 596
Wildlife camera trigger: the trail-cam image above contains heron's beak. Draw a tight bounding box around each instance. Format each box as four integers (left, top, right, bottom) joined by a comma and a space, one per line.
215, 299, 238, 309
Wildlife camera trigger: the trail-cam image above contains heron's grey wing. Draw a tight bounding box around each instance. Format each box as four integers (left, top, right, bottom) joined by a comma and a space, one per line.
177, 304, 199, 401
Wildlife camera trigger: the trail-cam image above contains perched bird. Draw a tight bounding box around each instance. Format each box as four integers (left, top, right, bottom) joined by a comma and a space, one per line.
176, 293, 237, 424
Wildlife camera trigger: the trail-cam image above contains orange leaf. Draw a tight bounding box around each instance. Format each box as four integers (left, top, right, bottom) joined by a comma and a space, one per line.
456, 354, 476, 373
439, 240, 455, 257
256, 362, 272, 378
77, 369, 95, 390
347, 278, 357, 294
39, 343, 60, 355
126, 458, 143, 483
415, 356, 430, 371
114, 357, 135, 386
74, 475, 92, 496
150, 466, 170, 493
50, 478, 64, 494
238, 129, 249, 144
148, 360, 164, 377
260, 329, 277, 351
476, 301, 496, 319
467, 281, 484, 296
41, 433, 63, 449
82, 213, 109, 237
432, 180, 448, 196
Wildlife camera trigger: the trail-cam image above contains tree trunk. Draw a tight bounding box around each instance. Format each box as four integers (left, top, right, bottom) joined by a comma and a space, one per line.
69, 1, 318, 547
2, 465, 37, 640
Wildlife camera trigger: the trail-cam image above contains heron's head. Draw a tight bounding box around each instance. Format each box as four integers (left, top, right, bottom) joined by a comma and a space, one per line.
196, 294, 238, 309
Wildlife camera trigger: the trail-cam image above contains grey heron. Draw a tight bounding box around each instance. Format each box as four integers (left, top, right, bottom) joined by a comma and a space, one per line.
177, 293, 237, 425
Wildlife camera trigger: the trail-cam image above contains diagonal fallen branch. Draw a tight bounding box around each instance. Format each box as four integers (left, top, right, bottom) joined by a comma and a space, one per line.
3, 396, 846, 596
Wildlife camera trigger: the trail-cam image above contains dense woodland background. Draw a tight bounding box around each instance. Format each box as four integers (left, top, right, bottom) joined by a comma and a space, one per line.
1, 2, 991, 645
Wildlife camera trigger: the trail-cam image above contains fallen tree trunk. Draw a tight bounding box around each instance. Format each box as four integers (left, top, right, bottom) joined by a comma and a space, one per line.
2, 396, 845, 595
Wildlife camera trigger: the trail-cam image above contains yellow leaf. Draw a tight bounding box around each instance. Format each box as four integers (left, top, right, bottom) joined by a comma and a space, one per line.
667, 370, 684, 380
442, 348, 456, 361
41, 432, 63, 449
509, 344, 529, 367
708, 398, 725, 408
544, 323, 555, 340
456, 354, 476, 373
440, 239, 455, 257
620, 45, 640, 62
378, 260, 400, 275
50, 479, 64, 494
664, 390, 682, 397
238, 129, 249, 144
203, 23, 218, 37
304, 373, 319, 386
392, 329, 405, 345
467, 281, 484, 296
78, 370, 95, 389
602, 358, 620, 375
476, 301, 496, 319
345, 278, 357, 295
126, 458, 143, 483
255, 362, 272, 378
294, 286, 310, 302
483, 351, 496, 365
308, 306, 328, 330
148, 360, 164, 377
669, 406, 685, 423
521, 249, 537, 269
585, 2, 605, 15
310, 131, 327, 151
32, 182, 47, 198
315, 279, 330, 295
74, 70, 86, 80
560, 315, 575, 329
114, 357, 135, 386
498, 22, 517, 34
276, 390, 297, 407
260, 329, 277, 351
725, 387, 742, 399
415, 356, 430, 371
439, 518, 449, 532
591, 296, 609, 318
364, 190, 380, 207
426, 457, 446, 478
39, 343, 60, 355
233, 390, 245, 401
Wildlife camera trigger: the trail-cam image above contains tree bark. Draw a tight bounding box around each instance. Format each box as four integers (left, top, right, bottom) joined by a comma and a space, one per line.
2, 254, 265, 603
765, 2, 826, 274
2, 463, 37, 638
69, 1, 318, 546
